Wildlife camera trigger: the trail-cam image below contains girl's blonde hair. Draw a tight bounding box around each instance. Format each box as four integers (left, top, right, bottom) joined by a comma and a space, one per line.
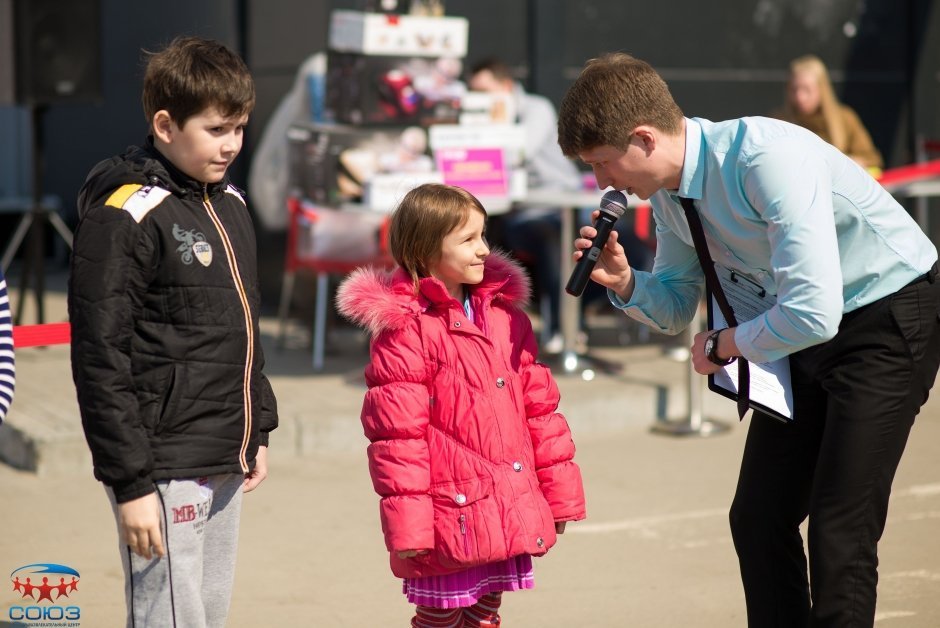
389, 184, 487, 292
785, 55, 847, 152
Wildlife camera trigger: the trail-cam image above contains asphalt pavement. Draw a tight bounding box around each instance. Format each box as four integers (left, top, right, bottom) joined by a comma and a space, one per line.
2, 272, 939, 627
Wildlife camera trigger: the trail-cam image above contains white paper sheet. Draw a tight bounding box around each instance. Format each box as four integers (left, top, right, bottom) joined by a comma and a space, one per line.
708, 266, 794, 421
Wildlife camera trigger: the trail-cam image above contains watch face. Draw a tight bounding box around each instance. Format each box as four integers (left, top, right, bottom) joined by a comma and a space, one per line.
705, 335, 716, 356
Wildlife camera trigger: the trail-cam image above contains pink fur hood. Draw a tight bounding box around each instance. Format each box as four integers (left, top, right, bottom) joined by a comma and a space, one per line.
335, 250, 531, 336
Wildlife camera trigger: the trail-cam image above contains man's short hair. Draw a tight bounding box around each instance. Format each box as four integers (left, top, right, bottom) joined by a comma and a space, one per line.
557, 52, 684, 157
142, 36, 255, 129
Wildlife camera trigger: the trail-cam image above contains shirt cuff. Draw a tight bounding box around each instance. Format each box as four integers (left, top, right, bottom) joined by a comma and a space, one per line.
606, 272, 662, 329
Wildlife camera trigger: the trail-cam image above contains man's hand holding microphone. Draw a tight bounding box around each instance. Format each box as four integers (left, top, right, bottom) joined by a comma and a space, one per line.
567, 190, 636, 301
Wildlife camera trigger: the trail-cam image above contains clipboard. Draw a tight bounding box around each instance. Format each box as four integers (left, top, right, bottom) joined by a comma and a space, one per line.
705, 266, 794, 422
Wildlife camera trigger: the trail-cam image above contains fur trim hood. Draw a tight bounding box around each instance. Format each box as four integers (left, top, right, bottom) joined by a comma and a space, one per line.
336, 250, 531, 336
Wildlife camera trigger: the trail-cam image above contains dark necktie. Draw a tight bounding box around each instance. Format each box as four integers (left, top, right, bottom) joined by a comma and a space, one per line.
678, 197, 750, 420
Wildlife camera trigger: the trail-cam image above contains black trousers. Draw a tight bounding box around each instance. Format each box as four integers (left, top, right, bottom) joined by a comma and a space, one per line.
729, 266, 940, 628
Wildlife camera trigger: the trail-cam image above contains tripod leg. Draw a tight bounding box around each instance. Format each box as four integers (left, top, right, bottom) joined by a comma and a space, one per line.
1, 212, 33, 272
32, 214, 45, 324
47, 211, 74, 249
15, 239, 30, 325
15, 213, 46, 325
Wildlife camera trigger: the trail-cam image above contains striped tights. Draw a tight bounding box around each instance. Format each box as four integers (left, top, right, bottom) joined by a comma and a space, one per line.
411, 592, 502, 627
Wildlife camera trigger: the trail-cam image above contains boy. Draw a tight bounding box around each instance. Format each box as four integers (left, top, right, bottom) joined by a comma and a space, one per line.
69, 36, 278, 628
559, 52, 939, 626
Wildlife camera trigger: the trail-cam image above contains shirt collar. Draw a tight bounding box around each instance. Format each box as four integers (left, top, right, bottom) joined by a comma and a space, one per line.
676, 117, 705, 201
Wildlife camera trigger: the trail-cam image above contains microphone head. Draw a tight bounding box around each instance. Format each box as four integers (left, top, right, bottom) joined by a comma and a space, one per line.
600, 190, 628, 216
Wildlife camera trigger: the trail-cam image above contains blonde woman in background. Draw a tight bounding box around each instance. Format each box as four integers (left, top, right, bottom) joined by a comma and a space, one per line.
772, 54, 884, 175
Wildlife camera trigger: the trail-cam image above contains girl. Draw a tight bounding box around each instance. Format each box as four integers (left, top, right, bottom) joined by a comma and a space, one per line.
337, 183, 586, 627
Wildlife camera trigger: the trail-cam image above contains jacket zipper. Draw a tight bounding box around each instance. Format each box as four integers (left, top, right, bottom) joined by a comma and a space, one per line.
459, 513, 469, 555
202, 186, 254, 473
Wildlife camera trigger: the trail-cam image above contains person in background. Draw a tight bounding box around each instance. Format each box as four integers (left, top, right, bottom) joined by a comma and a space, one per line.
0, 267, 13, 424
248, 52, 326, 231
559, 52, 938, 627
69, 36, 278, 628
337, 183, 586, 628
771, 54, 883, 175
469, 58, 653, 352
468, 58, 583, 353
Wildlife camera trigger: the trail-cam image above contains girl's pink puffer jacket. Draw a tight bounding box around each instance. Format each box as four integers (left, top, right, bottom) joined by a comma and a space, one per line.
336, 252, 586, 578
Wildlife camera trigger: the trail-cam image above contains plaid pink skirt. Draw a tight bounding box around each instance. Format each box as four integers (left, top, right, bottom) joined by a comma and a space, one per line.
402, 554, 535, 609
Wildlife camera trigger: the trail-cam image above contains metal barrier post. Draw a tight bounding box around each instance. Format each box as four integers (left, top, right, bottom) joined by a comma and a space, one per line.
650, 304, 732, 437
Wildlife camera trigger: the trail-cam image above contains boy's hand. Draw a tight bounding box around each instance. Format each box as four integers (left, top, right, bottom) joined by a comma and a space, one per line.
397, 549, 430, 559
555, 521, 567, 534
243, 445, 268, 493
118, 493, 165, 560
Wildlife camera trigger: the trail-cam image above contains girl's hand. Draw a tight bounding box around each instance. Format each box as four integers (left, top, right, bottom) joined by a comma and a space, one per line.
397, 549, 430, 559
555, 521, 567, 534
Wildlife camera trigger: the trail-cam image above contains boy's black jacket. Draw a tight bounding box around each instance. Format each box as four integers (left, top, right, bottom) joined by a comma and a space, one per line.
69, 139, 278, 503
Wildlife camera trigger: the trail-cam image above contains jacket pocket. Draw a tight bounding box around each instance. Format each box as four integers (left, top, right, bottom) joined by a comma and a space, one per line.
154, 365, 182, 435
430, 476, 502, 569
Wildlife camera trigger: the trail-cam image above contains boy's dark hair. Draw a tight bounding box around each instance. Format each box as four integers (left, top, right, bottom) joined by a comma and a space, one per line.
558, 52, 684, 157
390, 184, 488, 292
469, 57, 514, 83
142, 36, 255, 129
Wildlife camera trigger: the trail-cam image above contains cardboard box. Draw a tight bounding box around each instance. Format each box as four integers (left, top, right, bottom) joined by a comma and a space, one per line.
428, 123, 528, 212
287, 122, 438, 208
329, 10, 468, 58
326, 51, 464, 126
364, 171, 443, 212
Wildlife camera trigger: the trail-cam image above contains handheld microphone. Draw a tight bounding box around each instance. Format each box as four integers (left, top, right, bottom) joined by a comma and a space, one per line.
565, 190, 628, 297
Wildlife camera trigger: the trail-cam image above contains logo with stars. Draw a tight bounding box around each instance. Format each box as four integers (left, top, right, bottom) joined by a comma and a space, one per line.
8, 563, 81, 625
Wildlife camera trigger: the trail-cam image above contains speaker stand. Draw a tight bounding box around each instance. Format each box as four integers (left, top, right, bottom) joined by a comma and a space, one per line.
3, 104, 74, 325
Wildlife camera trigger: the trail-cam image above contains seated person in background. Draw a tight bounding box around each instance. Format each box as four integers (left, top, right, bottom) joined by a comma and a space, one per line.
469, 58, 651, 352
770, 54, 883, 174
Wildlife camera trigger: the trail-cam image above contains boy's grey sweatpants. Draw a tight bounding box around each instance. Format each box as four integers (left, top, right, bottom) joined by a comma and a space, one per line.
107, 473, 244, 628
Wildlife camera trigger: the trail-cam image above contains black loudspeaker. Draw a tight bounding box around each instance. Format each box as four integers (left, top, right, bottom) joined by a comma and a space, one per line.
0, 0, 101, 106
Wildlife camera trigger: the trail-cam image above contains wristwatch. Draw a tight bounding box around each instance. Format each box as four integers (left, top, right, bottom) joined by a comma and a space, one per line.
704, 329, 734, 366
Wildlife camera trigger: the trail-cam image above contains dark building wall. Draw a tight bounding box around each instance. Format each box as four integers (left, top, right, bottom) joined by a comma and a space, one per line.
531, 0, 929, 168
6, 0, 936, 225
40, 0, 241, 224
1, 0, 937, 297
0, 0, 241, 279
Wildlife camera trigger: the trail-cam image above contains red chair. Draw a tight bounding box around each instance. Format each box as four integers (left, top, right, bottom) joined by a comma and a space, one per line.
276, 197, 393, 370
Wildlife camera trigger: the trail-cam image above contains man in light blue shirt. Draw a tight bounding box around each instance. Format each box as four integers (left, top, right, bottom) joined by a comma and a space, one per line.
558, 52, 940, 627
